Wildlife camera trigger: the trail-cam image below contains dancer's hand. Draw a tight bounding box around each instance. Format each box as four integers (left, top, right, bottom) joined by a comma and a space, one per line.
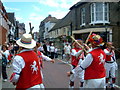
67, 71, 73, 77
50, 59, 55, 63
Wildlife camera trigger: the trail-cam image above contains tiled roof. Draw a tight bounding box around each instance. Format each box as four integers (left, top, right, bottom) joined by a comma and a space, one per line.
51, 11, 72, 31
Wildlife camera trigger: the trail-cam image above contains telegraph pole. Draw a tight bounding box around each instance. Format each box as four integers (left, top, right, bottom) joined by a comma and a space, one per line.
29, 22, 34, 38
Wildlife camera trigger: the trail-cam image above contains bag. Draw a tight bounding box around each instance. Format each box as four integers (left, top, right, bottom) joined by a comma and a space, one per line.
2, 55, 7, 66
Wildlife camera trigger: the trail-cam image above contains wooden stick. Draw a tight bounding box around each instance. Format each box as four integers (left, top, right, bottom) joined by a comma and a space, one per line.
85, 31, 92, 44
70, 36, 88, 53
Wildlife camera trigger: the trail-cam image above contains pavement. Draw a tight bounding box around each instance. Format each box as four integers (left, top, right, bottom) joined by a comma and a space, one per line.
1, 66, 15, 89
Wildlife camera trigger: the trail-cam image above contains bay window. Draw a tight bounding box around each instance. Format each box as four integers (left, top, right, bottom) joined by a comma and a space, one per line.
90, 2, 109, 24
81, 8, 85, 26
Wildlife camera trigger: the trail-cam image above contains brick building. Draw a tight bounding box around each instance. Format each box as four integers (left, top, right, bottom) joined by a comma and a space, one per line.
0, 1, 9, 45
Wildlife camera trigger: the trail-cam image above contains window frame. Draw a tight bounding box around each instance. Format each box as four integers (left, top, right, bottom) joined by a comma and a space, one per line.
90, 2, 110, 25
80, 7, 86, 27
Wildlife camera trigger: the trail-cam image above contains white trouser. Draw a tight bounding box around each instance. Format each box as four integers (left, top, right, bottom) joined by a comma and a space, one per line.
83, 77, 106, 88
70, 59, 84, 82
26, 83, 45, 90
70, 70, 84, 82
105, 62, 116, 78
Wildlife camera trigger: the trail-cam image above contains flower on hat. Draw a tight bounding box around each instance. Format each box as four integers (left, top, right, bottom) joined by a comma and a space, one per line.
88, 33, 104, 46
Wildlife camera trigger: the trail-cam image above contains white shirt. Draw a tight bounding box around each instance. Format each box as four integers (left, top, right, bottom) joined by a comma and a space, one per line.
0, 50, 2, 59
37, 46, 44, 52
71, 48, 100, 74
104, 49, 116, 61
71, 48, 83, 57
49, 46, 55, 52
55, 48, 58, 53
64, 45, 71, 54
3, 50, 10, 61
47, 45, 50, 52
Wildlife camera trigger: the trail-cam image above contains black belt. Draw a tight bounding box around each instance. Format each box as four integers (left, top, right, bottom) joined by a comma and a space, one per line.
106, 61, 114, 63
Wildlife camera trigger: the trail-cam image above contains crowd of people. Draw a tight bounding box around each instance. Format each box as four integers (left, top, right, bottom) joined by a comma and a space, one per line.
0, 33, 120, 89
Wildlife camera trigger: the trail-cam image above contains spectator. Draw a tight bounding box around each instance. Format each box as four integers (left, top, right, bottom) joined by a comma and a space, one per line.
43, 41, 48, 56
49, 43, 55, 59
54, 47, 58, 58
64, 42, 71, 63
1, 45, 9, 82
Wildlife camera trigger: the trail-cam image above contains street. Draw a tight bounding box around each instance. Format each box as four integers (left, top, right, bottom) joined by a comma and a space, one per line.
1, 58, 80, 89
42, 59, 70, 88
1, 58, 120, 89
1, 1, 120, 89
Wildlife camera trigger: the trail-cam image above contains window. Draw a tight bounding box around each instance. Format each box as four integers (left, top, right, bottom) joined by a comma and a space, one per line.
46, 27, 48, 31
81, 8, 85, 26
57, 29, 58, 35
63, 28, 66, 34
90, 2, 109, 25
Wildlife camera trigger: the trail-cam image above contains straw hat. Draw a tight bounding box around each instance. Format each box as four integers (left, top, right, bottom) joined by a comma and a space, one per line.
16, 34, 36, 49
88, 34, 104, 46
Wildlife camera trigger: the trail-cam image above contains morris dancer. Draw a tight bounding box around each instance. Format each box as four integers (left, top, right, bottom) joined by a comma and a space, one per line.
104, 42, 118, 88
67, 34, 106, 88
69, 39, 85, 88
34, 42, 55, 79
10, 34, 51, 89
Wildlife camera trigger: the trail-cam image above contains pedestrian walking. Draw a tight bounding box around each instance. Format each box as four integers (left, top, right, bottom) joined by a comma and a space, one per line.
49, 43, 55, 59
64, 42, 71, 63
1, 45, 9, 82
104, 42, 118, 88
69, 39, 85, 88
46, 43, 50, 57
43, 41, 48, 56
10, 34, 45, 89
54, 47, 58, 58
67, 34, 106, 88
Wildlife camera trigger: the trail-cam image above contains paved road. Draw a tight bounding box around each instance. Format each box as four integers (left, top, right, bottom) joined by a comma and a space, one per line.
1, 58, 120, 89
1, 59, 77, 89
42, 59, 71, 88
2, 66, 15, 89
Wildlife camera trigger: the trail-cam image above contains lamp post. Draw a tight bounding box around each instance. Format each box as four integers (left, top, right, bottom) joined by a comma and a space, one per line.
70, 22, 72, 36
68, 22, 73, 46
105, 26, 108, 42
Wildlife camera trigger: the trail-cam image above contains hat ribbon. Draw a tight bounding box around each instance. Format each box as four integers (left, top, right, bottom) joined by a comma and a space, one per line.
21, 40, 31, 44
